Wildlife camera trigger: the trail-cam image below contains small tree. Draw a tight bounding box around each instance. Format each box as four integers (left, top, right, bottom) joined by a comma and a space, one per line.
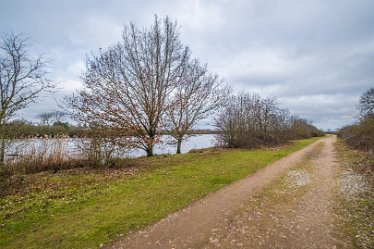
0, 33, 53, 163
39, 112, 53, 126
165, 59, 228, 154
359, 87, 374, 118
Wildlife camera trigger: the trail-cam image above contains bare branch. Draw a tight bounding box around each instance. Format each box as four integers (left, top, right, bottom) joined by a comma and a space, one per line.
165, 59, 230, 153
70, 16, 190, 156
0, 32, 54, 125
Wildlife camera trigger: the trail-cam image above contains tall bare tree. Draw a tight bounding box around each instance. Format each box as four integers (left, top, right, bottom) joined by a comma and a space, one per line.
0, 33, 53, 162
77, 16, 190, 157
165, 59, 228, 154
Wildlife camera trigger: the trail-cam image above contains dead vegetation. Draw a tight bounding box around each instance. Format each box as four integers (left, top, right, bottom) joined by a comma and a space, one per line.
215, 92, 324, 149
336, 140, 374, 249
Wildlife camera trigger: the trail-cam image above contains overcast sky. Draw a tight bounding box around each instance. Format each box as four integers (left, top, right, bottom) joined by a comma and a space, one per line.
1, 0, 373, 130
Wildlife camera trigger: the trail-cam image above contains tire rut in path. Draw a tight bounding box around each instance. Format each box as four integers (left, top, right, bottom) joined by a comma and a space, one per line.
194, 136, 351, 249
284, 136, 348, 248
105, 136, 349, 249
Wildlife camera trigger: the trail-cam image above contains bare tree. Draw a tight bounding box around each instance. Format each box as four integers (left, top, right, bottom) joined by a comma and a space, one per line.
0, 33, 52, 124
215, 92, 291, 148
77, 16, 190, 157
39, 111, 65, 126
359, 87, 374, 118
39, 112, 53, 126
288, 116, 323, 138
165, 59, 228, 153
53, 111, 65, 123
0, 33, 53, 163
215, 91, 324, 148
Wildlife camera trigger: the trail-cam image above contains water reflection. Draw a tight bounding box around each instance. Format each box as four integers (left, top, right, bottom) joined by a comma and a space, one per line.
5, 134, 217, 160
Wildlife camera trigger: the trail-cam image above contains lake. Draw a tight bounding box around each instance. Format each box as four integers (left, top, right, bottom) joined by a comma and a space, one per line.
5, 134, 217, 160
131, 134, 216, 157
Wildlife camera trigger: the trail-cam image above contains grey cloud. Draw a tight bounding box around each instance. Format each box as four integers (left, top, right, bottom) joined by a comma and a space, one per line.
1, 0, 373, 130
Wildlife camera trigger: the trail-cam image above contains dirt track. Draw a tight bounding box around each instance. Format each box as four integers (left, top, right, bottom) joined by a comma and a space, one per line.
105, 136, 351, 249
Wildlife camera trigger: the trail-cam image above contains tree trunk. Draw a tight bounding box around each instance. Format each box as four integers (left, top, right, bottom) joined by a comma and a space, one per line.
146, 148, 153, 157
0, 139, 5, 164
176, 138, 182, 154
146, 145, 154, 157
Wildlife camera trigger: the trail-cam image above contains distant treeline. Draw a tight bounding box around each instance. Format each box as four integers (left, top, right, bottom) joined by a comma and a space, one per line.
4, 120, 219, 139
6, 117, 321, 141
4, 120, 86, 138
215, 92, 324, 148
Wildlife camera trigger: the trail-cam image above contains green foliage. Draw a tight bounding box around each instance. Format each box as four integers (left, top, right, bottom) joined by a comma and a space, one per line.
0, 137, 319, 249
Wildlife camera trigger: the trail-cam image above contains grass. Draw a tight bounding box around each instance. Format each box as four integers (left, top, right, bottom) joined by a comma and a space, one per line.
0, 137, 320, 249
335, 140, 374, 249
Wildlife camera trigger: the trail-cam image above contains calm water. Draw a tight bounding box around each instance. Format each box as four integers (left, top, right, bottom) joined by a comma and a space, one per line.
132, 134, 216, 157
6, 134, 217, 159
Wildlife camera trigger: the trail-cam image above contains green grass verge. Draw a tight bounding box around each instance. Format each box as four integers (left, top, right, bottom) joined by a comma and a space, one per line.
0, 137, 320, 249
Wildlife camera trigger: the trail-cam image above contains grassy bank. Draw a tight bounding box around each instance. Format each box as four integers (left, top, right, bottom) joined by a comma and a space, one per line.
0, 138, 319, 249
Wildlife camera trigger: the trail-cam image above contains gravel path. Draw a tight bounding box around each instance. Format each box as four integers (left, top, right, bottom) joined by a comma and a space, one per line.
105, 136, 351, 249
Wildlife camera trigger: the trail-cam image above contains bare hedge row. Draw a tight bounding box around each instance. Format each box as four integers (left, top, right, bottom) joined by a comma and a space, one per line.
338, 116, 374, 152
338, 88, 374, 153
215, 92, 323, 148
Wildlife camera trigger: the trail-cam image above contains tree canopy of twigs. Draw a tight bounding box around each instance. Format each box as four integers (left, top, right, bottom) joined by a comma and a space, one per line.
359, 87, 374, 119
39, 111, 66, 126
73, 16, 228, 157
0, 33, 53, 125
215, 92, 322, 148
39, 112, 53, 126
166, 59, 229, 153
0, 32, 53, 163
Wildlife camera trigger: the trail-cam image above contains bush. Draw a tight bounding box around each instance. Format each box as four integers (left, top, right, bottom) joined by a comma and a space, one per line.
338, 117, 374, 152
288, 117, 325, 139
215, 92, 323, 148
